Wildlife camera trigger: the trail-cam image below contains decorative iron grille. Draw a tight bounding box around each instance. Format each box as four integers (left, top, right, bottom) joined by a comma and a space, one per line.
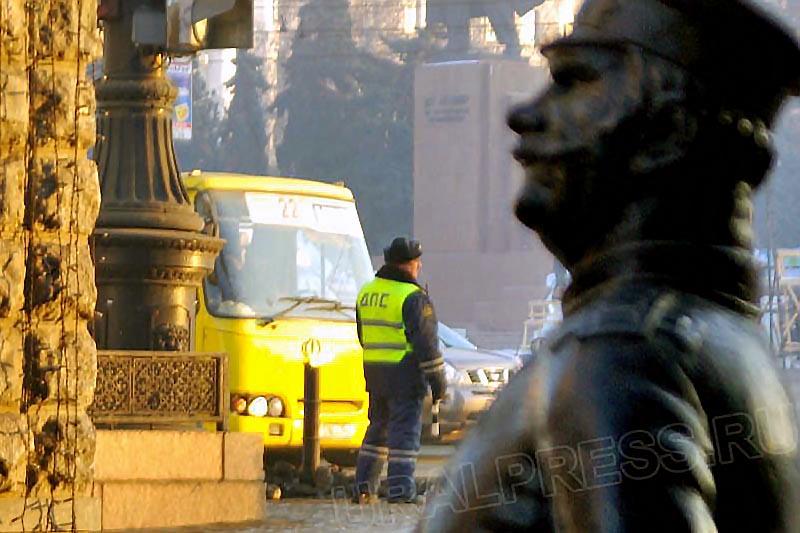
91, 350, 228, 429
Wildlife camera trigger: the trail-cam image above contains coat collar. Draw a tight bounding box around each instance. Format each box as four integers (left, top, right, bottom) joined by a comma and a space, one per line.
562, 241, 760, 318
376, 264, 421, 287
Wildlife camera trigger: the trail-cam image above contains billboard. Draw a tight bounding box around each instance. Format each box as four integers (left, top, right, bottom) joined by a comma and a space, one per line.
167, 57, 193, 141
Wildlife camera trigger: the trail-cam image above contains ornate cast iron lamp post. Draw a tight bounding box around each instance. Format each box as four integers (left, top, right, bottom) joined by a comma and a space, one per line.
94, 1, 217, 351
92, 0, 251, 351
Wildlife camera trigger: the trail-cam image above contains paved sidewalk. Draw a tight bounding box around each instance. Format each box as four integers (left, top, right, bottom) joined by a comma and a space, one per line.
157, 444, 457, 532
162, 499, 425, 532
261, 499, 424, 532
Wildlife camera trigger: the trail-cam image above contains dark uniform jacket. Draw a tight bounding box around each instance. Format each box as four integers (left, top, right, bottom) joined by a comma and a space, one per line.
419, 243, 800, 532
357, 265, 442, 398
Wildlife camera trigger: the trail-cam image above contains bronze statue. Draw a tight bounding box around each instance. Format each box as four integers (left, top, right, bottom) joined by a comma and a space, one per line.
419, 0, 800, 530
426, 0, 544, 57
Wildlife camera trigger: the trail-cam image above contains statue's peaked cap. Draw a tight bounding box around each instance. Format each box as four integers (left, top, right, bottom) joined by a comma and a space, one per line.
544, 0, 800, 123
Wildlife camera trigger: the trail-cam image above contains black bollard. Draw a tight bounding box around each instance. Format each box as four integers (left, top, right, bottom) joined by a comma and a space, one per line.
301, 361, 321, 484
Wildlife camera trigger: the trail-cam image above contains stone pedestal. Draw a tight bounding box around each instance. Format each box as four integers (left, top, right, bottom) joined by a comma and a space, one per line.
413, 59, 553, 343
92, 430, 266, 530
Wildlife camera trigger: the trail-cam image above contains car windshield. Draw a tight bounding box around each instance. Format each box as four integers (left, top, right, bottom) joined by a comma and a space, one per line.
203, 190, 374, 320
438, 322, 476, 350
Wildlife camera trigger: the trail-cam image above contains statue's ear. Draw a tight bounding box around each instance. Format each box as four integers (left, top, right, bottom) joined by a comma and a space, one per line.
628, 105, 697, 175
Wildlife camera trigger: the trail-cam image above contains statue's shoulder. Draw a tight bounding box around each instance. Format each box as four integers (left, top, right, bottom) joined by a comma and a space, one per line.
547, 283, 751, 356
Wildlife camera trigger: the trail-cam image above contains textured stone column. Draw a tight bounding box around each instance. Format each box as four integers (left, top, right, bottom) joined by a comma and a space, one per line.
0, 0, 33, 509
0, 0, 101, 529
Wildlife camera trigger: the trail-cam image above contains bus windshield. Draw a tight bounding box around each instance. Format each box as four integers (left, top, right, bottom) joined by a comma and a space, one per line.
203, 190, 374, 320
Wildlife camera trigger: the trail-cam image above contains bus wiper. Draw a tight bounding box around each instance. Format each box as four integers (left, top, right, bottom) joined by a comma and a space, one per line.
306, 300, 356, 313
305, 300, 356, 321
255, 297, 312, 325
256, 296, 349, 325
279, 296, 344, 305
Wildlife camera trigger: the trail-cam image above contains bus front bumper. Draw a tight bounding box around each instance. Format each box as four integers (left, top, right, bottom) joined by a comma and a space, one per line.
230, 413, 367, 449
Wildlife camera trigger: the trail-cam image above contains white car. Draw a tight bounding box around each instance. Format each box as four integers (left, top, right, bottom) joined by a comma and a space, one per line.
422, 323, 522, 436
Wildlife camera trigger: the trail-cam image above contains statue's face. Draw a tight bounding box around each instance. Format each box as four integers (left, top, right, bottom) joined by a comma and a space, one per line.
509, 45, 646, 266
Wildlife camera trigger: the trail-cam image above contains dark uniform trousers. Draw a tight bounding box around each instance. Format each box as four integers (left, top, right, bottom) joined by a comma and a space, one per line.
356, 392, 424, 499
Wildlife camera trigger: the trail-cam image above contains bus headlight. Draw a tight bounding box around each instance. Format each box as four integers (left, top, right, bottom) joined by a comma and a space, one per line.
247, 396, 269, 417
231, 395, 248, 414
267, 397, 284, 417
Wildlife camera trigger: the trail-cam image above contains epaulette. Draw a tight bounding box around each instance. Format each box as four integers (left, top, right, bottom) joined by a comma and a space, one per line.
547, 285, 707, 356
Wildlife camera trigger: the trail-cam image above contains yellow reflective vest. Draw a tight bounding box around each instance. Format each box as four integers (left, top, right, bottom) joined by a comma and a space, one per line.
357, 277, 421, 364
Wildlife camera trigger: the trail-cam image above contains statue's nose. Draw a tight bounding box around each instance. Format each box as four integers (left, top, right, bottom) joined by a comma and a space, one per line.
507, 102, 546, 134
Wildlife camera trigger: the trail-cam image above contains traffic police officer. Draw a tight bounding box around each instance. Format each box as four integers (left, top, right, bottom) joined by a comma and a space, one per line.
354, 237, 447, 503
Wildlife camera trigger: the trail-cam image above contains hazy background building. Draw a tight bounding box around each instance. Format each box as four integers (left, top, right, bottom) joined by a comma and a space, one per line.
179, 0, 800, 348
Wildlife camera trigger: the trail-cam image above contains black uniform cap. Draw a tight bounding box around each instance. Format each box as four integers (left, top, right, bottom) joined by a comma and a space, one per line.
384, 237, 423, 264
544, 0, 800, 124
